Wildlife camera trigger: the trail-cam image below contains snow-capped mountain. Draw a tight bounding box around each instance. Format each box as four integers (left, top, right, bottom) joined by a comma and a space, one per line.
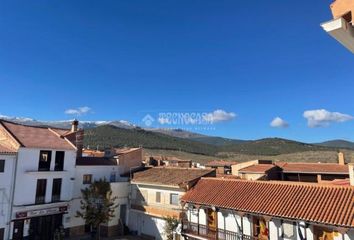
0, 114, 136, 129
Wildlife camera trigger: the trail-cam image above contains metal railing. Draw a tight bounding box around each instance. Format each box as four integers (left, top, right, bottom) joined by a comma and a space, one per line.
183, 221, 259, 240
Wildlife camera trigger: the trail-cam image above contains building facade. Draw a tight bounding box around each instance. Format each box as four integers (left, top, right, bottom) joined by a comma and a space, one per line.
129, 167, 216, 240
181, 178, 354, 240
68, 156, 132, 237
0, 146, 17, 240
0, 120, 82, 240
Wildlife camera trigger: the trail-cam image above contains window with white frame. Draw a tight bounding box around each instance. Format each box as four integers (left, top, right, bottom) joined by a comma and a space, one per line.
170, 193, 179, 205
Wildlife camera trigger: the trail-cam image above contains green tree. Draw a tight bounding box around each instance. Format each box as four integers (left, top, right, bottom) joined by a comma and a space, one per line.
76, 178, 118, 240
163, 216, 179, 240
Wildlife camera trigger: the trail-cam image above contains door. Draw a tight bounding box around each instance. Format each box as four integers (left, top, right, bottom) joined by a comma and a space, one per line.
120, 204, 127, 225
313, 226, 336, 240
253, 217, 268, 240
0, 228, 4, 240
12, 220, 24, 240
207, 209, 217, 232
29, 214, 63, 240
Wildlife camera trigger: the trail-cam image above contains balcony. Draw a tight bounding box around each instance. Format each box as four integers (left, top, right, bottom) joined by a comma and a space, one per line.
35, 196, 45, 205
182, 221, 259, 240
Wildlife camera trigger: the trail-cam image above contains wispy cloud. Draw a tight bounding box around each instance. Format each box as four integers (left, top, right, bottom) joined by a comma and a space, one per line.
270, 117, 289, 128
65, 106, 92, 116
203, 109, 236, 123
303, 109, 353, 128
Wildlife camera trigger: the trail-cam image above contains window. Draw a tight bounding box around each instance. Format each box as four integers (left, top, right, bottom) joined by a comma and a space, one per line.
110, 172, 116, 182
52, 178, 62, 202
35, 179, 47, 204
0, 160, 4, 172
38, 151, 51, 171
156, 192, 161, 203
170, 193, 179, 205
83, 174, 92, 184
0, 228, 4, 240
282, 222, 295, 239
54, 151, 64, 171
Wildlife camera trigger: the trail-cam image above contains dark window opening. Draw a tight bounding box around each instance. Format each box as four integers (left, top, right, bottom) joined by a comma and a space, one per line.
83, 174, 92, 184
156, 192, 161, 203
0, 228, 4, 240
52, 178, 62, 202
54, 151, 65, 171
38, 151, 52, 171
0, 160, 4, 172
35, 179, 47, 204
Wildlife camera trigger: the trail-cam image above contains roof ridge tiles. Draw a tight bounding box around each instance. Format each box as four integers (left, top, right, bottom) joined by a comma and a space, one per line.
0, 119, 70, 131
199, 177, 354, 189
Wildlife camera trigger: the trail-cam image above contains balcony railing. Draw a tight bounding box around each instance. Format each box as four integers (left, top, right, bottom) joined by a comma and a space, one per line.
35, 196, 45, 204
51, 195, 61, 202
183, 221, 259, 240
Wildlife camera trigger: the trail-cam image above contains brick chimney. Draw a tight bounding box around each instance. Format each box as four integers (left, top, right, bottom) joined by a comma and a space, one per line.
71, 119, 79, 132
330, 0, 354, 22
349, 164, 354, 186
338, 152, 345, 165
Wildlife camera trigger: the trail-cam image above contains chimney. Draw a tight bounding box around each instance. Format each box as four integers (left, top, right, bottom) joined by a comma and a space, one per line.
338, 152, 345, 165
71, 119, 79, 132
349, 164, 354, 186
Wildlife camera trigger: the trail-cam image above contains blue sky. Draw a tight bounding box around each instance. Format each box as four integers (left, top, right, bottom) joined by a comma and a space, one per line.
1, 0, 353, 142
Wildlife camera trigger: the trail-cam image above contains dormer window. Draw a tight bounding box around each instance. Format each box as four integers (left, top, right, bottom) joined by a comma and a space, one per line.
38, 150, 51, 171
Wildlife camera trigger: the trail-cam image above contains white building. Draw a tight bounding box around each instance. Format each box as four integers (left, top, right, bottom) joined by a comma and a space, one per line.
181, 177, 354, 240
0, 146, 17, 240
68, 156, 134, 237
0, 119, 82, 240
129, 167, 215, 240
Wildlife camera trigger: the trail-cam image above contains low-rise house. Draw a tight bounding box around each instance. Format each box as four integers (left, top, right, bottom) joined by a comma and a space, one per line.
69, 156, 131, 237
232, 155, 349, 183
181, 178, 354, 240
278, 162, 349, 183
237, 163, 280, 180
129, 167, 216, 240
205, 161, 237, 175
146, 156, 192, 168
0, 120, 82, 240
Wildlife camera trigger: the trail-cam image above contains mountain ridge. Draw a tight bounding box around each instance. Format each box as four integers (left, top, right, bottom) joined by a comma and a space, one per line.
1, 116, 353, 156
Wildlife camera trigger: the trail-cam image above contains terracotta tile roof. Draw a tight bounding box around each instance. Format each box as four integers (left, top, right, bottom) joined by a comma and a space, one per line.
181, 178, 354, 228
132, 167, 215, 187
205, 160, 237, 167
76, 157, 118, 166
82, 149, 105, 157
0, 144, 17, 154
278, 162, 349, 174
147, 156, 191, 162
0, 120, 76, 150
116, 147, 141, 155
238, 164, 277, 173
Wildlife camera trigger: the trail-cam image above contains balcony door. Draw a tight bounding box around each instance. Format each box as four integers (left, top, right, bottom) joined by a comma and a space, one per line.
207, 208, 217, 232
253, 216, 269, 240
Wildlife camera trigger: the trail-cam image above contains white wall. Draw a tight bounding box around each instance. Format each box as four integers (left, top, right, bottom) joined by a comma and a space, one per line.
13, 148, 76, 206
128, 184, 185, 240
184, 208, 354, 240
128, 211, 166, 240
0, 153, 16, 240
68, 165, 129, 229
